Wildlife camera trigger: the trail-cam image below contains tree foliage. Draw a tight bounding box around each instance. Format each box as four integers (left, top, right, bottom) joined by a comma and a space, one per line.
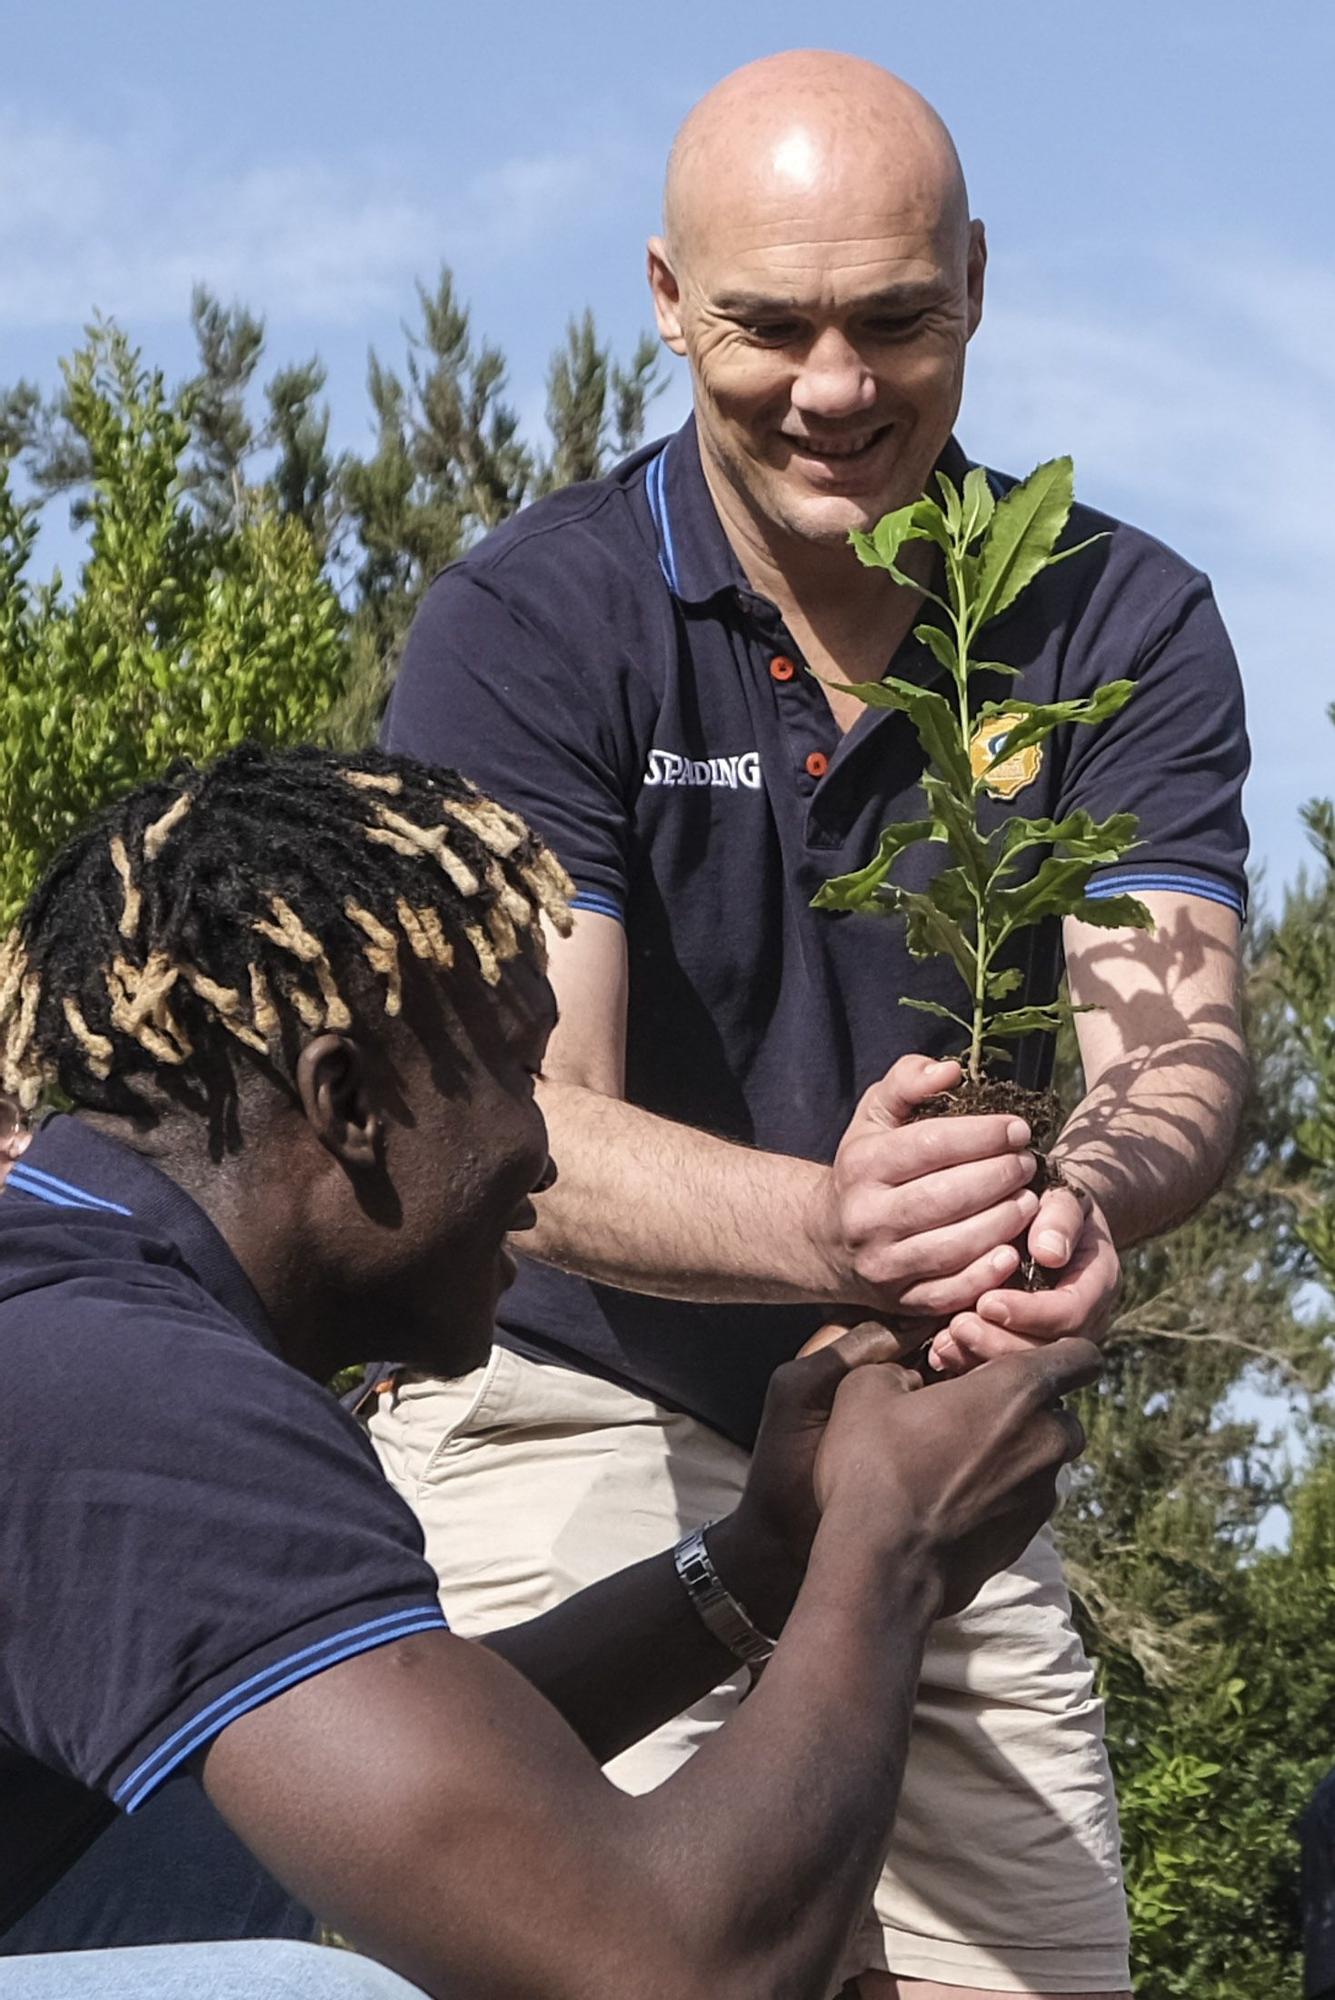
0, 322, 345, 924
1061, 848, 1335, 1996
0, 269, 665, 903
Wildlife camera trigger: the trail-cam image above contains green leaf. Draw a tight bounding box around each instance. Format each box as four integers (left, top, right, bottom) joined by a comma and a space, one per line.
850, 498, 954, 612
994, 853, 1157, 937
873, 495, 951, 564
898, 887, 977, 984
960, 464, 996, 547
986, 965, 1024, 999
970, 455, 1074, 633
984, 1000, 1087, 1039
922, 862, 980, 929
810, 818, 937, 910
823, 674, 973, 795
921, 775, 990, 894
999, 808, 1140, 865
974, 681, 1137, 772
934, 471, 963, 537
914, 621, 960, 683
900, 995, 974, 1033
991, 855, 1112, 933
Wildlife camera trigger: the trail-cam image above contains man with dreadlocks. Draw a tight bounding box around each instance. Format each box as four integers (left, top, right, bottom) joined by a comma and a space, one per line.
0, 741, 1097, 1999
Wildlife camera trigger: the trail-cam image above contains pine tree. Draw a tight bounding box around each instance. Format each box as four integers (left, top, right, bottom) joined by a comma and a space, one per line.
331, 267, 662, 745
182, 286, 265, 531
538, 312, 663, 496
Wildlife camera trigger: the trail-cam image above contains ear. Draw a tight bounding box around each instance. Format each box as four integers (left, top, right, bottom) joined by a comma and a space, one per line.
966, 220, 987, 340
0, 1093, 30, 1187
646, 236, 688, 355
294, 1034, 382, 1171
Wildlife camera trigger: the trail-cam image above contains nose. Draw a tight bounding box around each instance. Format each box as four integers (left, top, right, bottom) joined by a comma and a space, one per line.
790, 328, 876, 420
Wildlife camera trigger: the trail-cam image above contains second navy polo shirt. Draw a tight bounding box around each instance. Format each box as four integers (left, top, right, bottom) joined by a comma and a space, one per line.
385, 416, 1250, 1445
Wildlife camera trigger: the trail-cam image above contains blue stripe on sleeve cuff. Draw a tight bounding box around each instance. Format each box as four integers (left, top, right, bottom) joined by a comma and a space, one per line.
570, 889, 625, 924
114, 1604, 448, 1812
1085, 869, 1246, 918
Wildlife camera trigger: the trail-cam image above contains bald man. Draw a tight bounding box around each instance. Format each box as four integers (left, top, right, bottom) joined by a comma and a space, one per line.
382, 49, 1249, 1998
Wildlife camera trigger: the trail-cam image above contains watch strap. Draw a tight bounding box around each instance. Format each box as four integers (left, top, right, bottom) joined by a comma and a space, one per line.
673, 1522, 778, 1667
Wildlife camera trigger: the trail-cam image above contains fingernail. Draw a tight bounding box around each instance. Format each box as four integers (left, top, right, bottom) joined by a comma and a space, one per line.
1006, 1119, 1031, 1146
987, 1300, 1012, 1328
990, 1247, 1015, 1274
1037, 1230, 1067, 1258
1018, 1189, 1041, 1217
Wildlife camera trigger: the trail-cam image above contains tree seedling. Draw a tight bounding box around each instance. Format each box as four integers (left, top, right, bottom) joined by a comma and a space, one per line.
813, 456, 1153, 1250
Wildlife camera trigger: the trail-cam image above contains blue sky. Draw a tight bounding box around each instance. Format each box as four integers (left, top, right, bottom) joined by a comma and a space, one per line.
3, 0, 1331, 895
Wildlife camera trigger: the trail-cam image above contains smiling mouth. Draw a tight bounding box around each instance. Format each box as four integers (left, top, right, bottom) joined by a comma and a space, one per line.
781, 425, 891, 462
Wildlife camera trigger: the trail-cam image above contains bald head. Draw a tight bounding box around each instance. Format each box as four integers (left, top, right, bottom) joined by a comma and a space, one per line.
664, 51, 970, 272
647, 51, 985, 566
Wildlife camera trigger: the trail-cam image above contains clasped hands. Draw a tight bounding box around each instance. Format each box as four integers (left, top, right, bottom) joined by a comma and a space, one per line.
803, 1054, 1119, 1373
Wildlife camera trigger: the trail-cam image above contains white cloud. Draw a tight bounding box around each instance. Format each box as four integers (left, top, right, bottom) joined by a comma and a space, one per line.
0, 109, 617, 328
960, 249, 1335, 885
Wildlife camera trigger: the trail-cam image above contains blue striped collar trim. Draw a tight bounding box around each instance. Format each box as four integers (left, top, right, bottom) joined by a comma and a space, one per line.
5, 1161, 132, 1216
643, 426, 990, 606
645, 445, 680, 595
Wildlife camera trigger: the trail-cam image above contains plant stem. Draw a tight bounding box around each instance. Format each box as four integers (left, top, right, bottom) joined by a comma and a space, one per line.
948, 535, 988, 1086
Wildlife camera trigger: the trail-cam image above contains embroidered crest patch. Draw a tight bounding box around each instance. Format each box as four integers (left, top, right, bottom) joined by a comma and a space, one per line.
969, 714, 1043, 800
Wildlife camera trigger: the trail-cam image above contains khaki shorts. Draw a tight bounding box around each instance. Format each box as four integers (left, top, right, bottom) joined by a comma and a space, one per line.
370, 1348, 1130, 1993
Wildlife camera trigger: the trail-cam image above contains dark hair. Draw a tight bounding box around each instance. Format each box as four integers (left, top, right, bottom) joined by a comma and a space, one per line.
0, 742, 571, 1119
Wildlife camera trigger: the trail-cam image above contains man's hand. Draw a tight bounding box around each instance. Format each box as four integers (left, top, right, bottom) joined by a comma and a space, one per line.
711, 1321, 918, 1632
804, 1055, 1041, 1326
814, 1337, 1101, 1615
927, 1187, 1119, 1374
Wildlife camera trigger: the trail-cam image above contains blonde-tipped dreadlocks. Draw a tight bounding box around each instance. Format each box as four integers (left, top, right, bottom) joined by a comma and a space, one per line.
0, 743, 573, 1117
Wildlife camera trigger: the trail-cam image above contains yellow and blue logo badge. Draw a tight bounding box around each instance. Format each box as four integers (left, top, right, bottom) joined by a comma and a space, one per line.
969, 714, 1043, 800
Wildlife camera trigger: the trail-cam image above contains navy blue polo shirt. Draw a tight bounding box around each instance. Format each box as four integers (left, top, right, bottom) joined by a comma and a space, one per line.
386, 416, 1250, 1446
0, 1115, 447, 1936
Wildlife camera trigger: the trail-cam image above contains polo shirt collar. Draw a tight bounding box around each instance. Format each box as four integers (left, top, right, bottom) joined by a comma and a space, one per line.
11, 1113, 277, 1350
644, 417, 975, 607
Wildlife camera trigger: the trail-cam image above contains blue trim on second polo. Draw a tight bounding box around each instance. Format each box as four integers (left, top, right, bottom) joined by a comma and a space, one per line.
570, 888, 625, 924
1085, 867, 1246, 918
4, 1162, 133, 1216
114, 1603, 448, 1812
645, 448, 680, 595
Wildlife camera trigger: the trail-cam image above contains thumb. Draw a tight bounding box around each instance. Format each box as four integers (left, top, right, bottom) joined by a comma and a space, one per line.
798, 1316, 914, 1361
854, 1054, 961, 1132
781, 1324, 921, 1427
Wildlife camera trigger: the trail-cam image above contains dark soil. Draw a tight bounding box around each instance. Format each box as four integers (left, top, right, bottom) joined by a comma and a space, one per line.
912, 1076, 1067, 1291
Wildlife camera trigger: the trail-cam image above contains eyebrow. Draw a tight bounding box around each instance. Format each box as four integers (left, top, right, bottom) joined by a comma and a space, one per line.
709, 283, 943, 318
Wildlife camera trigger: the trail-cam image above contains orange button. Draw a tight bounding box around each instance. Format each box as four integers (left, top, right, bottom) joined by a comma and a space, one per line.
770, 655, 797, 682
805, 751, 829, 779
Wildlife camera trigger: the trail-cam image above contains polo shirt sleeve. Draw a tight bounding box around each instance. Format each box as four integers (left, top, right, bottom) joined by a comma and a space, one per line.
1059, 568, 1250, 919
385, 565, 645, 924
0, 1288, 447, 1815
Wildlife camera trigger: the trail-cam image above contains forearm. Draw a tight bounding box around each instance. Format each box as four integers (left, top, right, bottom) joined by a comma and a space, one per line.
633, 1517, 937, 1996
1054, 1029, 1248, 1247
527, 1076, 836, 1303
480, 1513, 798, 1766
